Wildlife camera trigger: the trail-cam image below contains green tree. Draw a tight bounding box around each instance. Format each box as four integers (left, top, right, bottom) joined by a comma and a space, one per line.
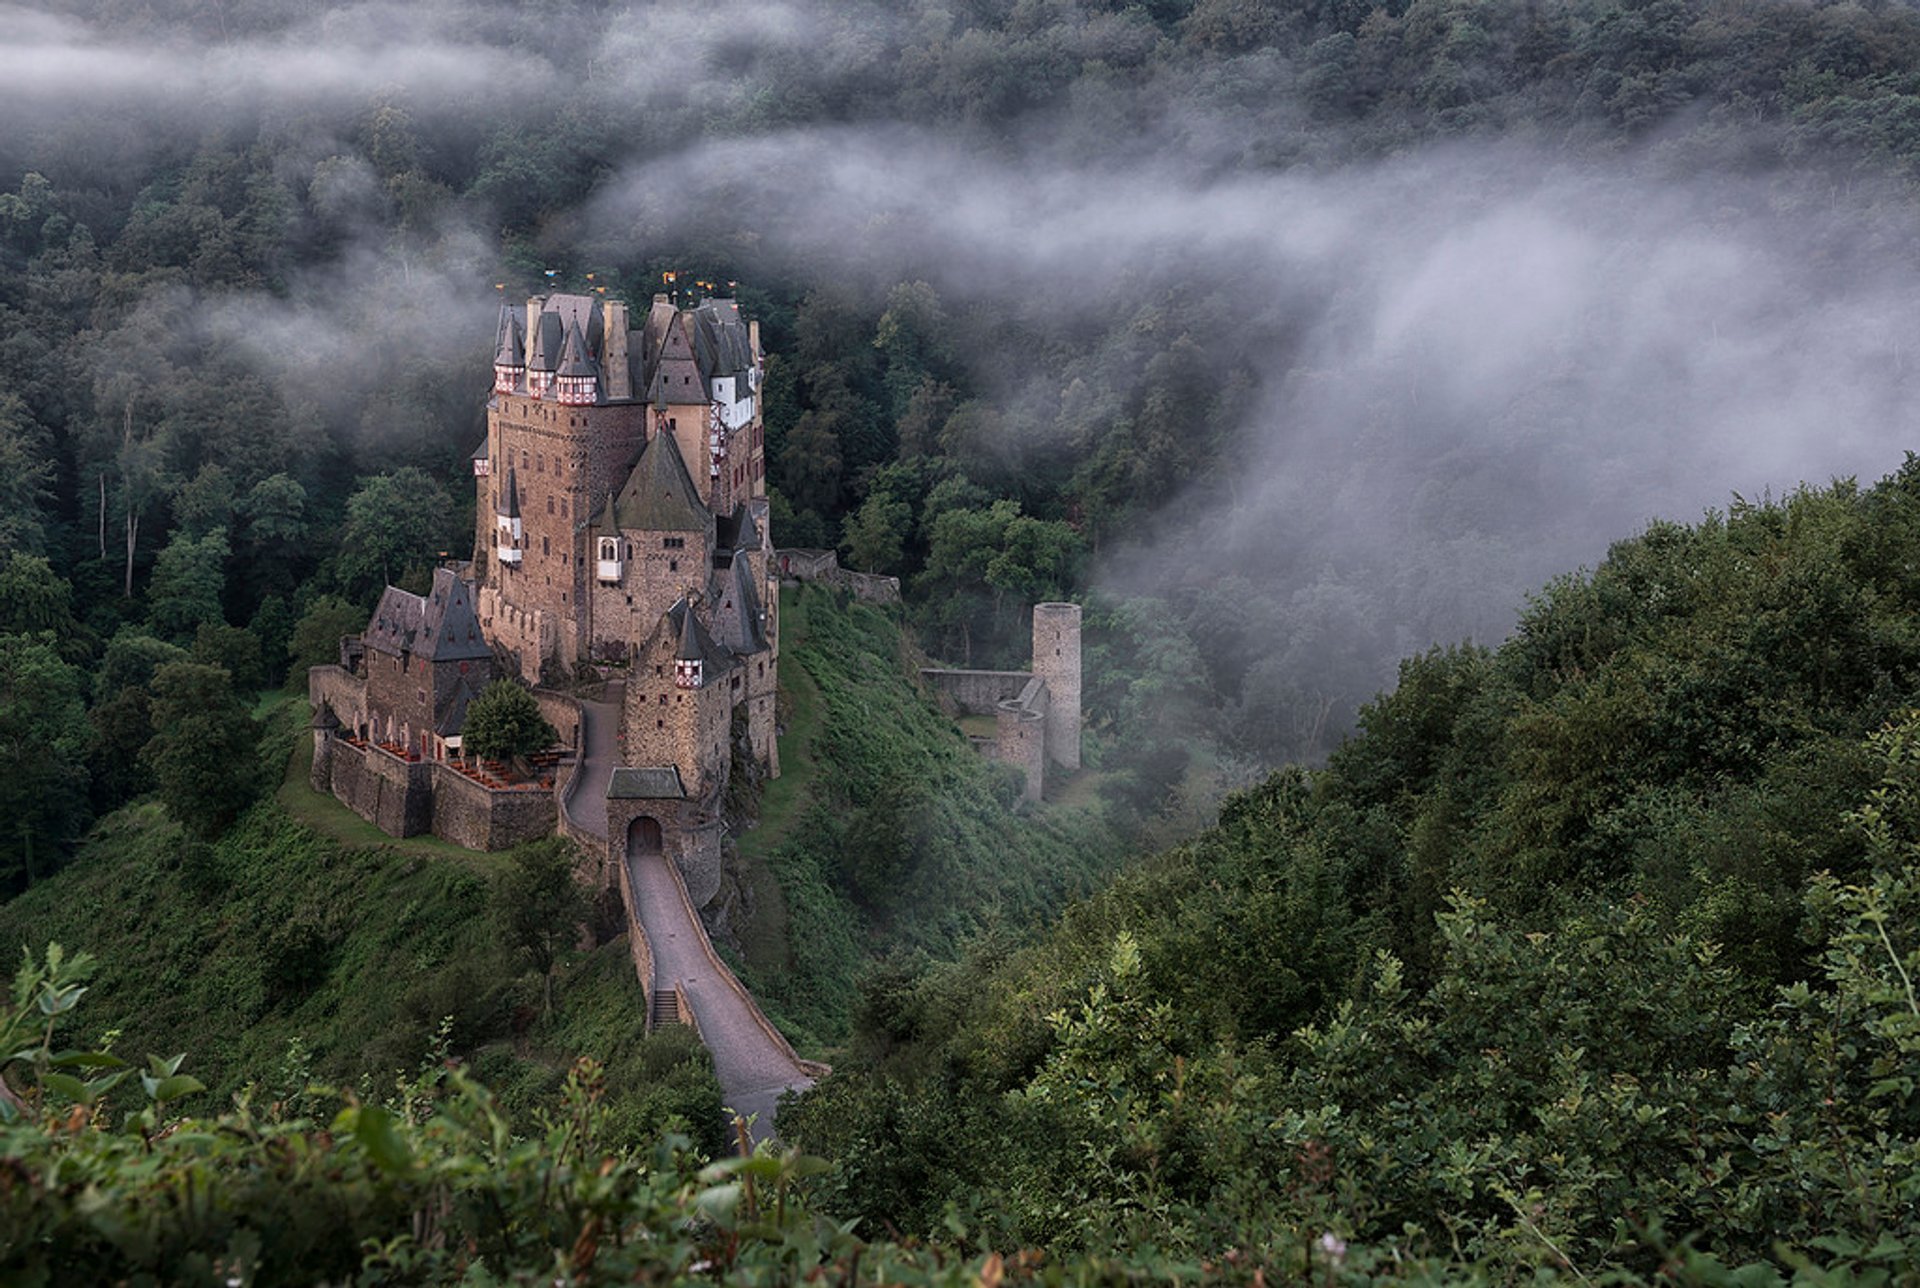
0, 634, 90, 891
0, 555, 89, 662
288, 595, 368, 675
842, 488, 910, 574
141, 660, 262, 840
461, 681, 557, 761
0, 393, 54, 558
336, 468, 452, 596
493, 838, 587, 1015
146, 527, 230, 642
191, 621, 265, 692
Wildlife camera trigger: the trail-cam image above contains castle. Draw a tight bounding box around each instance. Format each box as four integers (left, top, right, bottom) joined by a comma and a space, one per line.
309, 291, 779, 901
309, 289, 1085, 915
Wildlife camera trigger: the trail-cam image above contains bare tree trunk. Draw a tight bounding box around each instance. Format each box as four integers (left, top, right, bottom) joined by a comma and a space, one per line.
124, 512, 137, 599
120, 398, 137, 599
97, 474, 106, 560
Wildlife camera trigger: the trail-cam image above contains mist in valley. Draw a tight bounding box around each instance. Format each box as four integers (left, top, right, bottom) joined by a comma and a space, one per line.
9, 0, 1919, 772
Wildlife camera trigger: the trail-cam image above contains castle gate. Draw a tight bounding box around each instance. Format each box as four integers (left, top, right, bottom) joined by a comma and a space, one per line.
628, 815, 663, 857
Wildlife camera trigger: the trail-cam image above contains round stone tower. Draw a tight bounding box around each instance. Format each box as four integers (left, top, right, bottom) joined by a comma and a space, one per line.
1031, 602, 1082, 771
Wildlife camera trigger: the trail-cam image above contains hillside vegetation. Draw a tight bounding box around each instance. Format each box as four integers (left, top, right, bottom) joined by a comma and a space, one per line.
726, 585, 1121, 1050
781, 466, 1920, 1278
0, 710, 725, 1154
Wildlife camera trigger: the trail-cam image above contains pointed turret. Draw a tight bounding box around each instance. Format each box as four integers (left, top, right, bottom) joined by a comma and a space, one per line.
555, 318, 600, 405
673, 599, 707, 688
594, 492, 623, 583
495, 466, 523, 565
492, 305, 525, 394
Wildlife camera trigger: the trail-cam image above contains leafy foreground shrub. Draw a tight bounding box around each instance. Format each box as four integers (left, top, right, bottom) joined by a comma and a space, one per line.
2, 937, 1915, 1285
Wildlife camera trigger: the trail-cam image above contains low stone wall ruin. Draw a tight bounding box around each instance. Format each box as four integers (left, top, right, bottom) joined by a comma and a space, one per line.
775, 549, 901, 604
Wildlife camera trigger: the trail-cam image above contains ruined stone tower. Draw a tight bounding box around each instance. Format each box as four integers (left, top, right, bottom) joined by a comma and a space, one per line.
1032, 602, 1082, 771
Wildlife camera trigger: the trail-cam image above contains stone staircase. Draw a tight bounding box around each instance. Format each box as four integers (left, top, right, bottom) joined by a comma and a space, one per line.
649, 986, 685, 1030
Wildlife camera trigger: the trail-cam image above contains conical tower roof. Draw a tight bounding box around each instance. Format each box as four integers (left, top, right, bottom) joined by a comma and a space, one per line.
493, 305, 524, 366
496, 465, 521, 518
557, 318, 598, 378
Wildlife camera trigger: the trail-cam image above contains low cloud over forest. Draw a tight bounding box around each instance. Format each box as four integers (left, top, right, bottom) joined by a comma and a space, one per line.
7, 0, 1920, 777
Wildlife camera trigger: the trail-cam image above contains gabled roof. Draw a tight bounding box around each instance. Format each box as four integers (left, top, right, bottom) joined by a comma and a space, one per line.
689, 299, 754, 379
610, 431, 709, 534
363, 569, 492, 662
607, 766, 686, 800
645, 309, 707, 402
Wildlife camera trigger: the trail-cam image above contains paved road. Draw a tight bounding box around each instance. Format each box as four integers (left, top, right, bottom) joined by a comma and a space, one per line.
567, 688, 622, 840
626, 843, 815, 1140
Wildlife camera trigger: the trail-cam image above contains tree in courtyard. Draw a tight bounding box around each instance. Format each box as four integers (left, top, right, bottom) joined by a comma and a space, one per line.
142, 660, 261, 839
461, 681, 557, 761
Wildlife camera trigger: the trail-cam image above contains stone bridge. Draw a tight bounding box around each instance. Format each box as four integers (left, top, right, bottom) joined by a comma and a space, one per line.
562, 694, 821, 1141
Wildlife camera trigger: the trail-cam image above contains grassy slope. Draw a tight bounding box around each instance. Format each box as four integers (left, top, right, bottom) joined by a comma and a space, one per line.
728, 586, 1122, 1053
0, 705, 716, 1144
0, 588, 1113, 1112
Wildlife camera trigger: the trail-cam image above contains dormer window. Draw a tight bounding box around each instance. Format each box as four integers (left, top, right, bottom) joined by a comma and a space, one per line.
674, 658, 702, 689
597, 537, 622, 583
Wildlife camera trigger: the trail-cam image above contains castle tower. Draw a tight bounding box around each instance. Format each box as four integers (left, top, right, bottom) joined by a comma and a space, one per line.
1032, 602, 1081, 771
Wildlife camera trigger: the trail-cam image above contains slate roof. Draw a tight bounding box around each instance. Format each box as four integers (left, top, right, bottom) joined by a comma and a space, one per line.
607, 766, 686, 800
436, 674, 480, 736
715, 502, 761, 555
689, 299, 754, 380
557, 318, 598, 378
493, 305, 523, 367
665, 597, 737, 673
496, 465, 521, 518
363, 569, 492, 662
708, 553, 768, 655
608, 431, 709, 534
526, 310, 561, 372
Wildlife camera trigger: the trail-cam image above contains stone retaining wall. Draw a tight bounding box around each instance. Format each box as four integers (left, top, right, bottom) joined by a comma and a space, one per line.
430, 765, 556, 851
322, 738, 433, 836
920, 668, 1034, 715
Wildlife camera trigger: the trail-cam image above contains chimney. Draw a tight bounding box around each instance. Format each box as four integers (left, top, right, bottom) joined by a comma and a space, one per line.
603, 299, 632, 400
525, 296, 545, 356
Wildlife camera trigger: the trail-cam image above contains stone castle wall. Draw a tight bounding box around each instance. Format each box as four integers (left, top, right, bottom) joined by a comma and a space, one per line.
323, 738, 434, 837
309, 664, 368, 731
776, 549, 901, 604
996, 675, 1049, 802
430, 766, 556, 851
920, 668, 1033, 714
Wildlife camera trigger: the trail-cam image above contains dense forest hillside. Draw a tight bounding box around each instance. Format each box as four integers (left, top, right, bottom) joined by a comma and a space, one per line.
11, 1, 1920, 903
783, 469, 1920, 1277
8, 0, 1920, 1280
